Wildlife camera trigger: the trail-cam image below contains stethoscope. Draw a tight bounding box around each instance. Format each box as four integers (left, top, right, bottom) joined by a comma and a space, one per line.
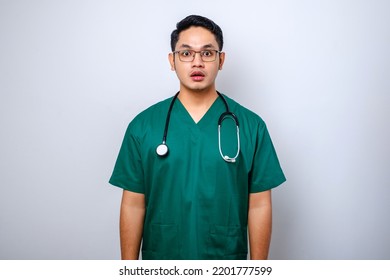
156, 91, 240, 163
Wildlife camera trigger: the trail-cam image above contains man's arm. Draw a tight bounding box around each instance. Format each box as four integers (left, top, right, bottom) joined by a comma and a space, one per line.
248, 190, 272, 260
120, 190, 145, 260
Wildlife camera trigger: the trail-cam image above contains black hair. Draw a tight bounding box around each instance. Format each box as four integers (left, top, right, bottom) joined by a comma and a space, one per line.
170, 15, 224, 51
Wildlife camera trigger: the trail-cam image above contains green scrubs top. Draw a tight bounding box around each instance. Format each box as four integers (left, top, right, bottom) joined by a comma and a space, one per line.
109, 93, 286, 260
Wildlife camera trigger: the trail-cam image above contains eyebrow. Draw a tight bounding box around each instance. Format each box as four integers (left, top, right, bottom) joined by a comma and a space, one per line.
178, 43, 216, 49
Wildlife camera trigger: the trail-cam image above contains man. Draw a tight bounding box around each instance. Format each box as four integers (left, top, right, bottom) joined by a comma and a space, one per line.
109, 15, 286, 260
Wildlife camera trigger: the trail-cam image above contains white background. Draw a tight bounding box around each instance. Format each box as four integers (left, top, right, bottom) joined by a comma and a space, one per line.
0, 0, 389, 259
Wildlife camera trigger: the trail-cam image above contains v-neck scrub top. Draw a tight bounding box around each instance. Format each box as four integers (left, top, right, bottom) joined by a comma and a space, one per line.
109, 94, 286, 260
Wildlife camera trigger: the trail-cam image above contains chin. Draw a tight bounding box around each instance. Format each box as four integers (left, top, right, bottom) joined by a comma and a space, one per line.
185, 84, 213, 93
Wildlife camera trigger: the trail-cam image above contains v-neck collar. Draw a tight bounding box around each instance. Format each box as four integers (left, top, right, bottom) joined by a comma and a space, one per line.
174, 95, 225, 128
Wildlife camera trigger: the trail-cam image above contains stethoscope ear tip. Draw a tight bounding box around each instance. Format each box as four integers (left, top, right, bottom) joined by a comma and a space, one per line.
223, 155, 236, 163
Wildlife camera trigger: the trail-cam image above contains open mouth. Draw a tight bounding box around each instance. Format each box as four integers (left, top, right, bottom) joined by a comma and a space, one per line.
190, 71, 205, 81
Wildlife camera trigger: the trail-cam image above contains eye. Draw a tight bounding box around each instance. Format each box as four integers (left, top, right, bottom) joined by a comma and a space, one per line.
180, 50, 192, 57
202, 50, 213, 57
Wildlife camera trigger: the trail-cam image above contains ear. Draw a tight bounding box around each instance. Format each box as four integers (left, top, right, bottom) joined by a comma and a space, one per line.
168, 53, 176, 71
218, 52, 225, 70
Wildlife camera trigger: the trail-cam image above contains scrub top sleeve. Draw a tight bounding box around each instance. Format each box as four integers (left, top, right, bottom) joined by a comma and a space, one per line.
109, 123, 145, 194
249, 123, 286, 193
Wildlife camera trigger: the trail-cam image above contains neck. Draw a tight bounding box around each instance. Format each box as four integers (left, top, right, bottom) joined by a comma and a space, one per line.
177, 87, 219, 123
178, 87, 218, 107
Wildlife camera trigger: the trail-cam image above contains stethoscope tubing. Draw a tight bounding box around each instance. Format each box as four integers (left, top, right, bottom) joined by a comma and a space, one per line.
162, 91, 180, 145
156, 91, 240, 162
218, 113, 240, 163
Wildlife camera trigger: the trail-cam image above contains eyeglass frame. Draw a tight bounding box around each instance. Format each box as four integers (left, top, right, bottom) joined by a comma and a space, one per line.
172, 49, 222, 62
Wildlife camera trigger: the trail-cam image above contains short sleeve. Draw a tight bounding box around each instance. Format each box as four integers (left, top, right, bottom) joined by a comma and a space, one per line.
249, 123, 286, 193
109, 123, 145, 194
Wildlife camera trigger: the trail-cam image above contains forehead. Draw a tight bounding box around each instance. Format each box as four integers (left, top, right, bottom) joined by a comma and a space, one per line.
176, 26, 218, 49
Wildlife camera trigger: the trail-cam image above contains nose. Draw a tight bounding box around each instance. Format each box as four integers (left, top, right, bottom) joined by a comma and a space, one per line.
192, 52, 204, 67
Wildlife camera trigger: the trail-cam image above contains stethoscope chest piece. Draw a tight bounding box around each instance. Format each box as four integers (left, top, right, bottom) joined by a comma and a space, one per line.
156, 143, 169, 157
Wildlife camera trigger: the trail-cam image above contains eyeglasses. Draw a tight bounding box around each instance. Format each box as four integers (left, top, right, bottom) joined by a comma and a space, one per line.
173, 49, 221, 62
